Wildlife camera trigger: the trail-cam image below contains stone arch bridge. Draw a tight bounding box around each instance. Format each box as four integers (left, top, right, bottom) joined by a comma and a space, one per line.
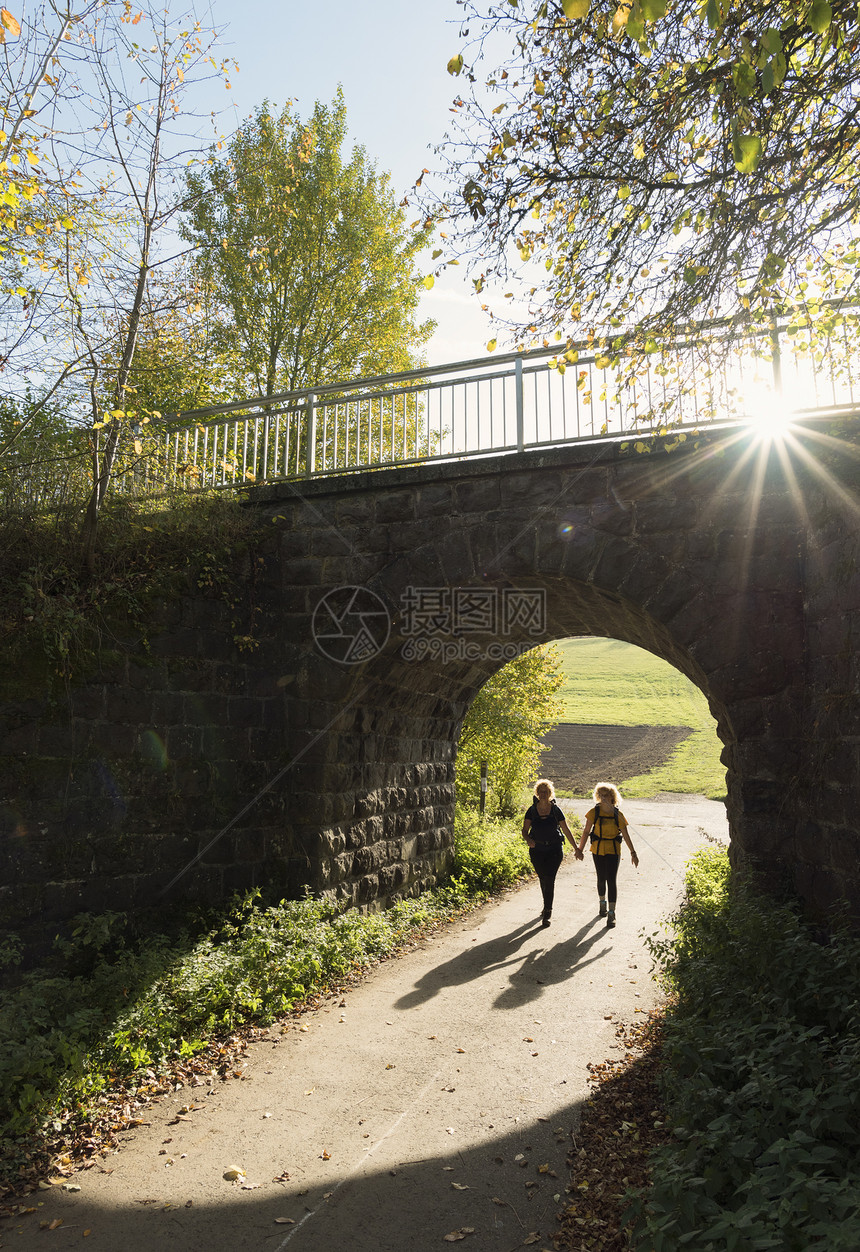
2, 421, 859, 933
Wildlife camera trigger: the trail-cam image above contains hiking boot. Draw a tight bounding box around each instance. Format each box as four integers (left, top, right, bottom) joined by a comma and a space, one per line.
607, 911, 616, 929
542, 912, 551, 928
598, 900, 607, 918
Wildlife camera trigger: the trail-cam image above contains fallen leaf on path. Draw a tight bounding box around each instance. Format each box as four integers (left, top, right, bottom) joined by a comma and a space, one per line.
451, 1182, 469, 1190
456, 1048, 466, 1053
62, 1183, 81, 1192
524, 1235, 541, 1246
320, 1150, 331, 1160
304, 1087, 316, 1095
385, 1063, 396, 1069
273, 1170, 291, 1183
491, 1196, 506, 1206
443, 1229, 475, 1242
274, 1217, 295, 1224
223, 1167, 245, 1181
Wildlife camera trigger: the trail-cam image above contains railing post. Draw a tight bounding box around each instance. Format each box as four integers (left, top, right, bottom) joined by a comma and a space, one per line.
305, 392, 317, 477
261, 411, 270, 482
770, 312, 783, 397
515, 356, 525, 453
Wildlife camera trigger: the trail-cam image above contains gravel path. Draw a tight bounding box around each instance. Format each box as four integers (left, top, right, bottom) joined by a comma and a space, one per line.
17, 797, 728, 1252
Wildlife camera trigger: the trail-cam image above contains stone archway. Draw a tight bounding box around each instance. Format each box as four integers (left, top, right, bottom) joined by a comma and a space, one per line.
3, 422, 857, 930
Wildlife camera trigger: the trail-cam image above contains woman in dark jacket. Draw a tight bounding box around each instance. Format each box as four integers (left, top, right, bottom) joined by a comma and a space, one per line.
522, 778, 577, 927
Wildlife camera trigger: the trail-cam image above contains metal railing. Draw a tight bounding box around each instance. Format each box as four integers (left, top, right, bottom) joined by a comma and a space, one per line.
122, 312, 859, 496
5, 310, 860, 508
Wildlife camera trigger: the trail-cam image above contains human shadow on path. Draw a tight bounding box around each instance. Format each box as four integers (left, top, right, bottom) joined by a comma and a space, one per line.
394, 915, 610, 1012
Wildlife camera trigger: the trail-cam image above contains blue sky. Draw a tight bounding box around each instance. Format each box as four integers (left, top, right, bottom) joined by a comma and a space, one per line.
202, 0, 497, 364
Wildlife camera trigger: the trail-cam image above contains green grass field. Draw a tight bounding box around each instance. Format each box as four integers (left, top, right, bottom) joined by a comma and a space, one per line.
553, 637, 726, 800
555, 637, 714, 728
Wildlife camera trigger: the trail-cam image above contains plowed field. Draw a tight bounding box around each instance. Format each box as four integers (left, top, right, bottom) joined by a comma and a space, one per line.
538, 721, 694, 794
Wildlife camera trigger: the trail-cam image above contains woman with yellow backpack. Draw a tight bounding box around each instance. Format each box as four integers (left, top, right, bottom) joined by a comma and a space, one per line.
575, 782, 639, 929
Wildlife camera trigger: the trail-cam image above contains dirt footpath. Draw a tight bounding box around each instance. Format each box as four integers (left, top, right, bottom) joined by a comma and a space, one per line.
8, 797, 727, 1252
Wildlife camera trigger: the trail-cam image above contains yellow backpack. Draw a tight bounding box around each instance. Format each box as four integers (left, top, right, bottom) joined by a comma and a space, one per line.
590, 806, 624, 855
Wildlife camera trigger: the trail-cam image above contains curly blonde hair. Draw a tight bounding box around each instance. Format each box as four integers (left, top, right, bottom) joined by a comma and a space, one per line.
592, 781, 621, 806
534, 778, 556, 800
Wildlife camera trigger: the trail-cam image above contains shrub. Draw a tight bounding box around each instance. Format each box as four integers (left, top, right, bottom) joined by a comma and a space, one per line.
629, 849, 860, 1250
452, 804, 535, 894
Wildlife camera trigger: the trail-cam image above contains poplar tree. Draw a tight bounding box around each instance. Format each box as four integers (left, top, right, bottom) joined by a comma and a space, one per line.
183, 92, 433, 401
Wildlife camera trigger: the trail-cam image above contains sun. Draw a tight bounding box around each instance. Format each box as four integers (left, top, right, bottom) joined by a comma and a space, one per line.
742, 385, 796, 441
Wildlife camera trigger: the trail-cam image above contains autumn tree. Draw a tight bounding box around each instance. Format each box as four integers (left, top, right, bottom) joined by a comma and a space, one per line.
457, 645, 563, 816
435, 0, 860, 349
0, 1, 234, 570
182, 92, 434, 401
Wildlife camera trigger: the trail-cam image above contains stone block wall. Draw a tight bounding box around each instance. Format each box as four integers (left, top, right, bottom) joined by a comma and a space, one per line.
2, 421, 859, 937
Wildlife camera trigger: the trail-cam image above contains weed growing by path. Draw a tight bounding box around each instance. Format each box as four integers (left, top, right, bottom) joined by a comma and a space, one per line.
452, 804, 545, 893
628, 849, 860, 1249
0, 812, 531, 1196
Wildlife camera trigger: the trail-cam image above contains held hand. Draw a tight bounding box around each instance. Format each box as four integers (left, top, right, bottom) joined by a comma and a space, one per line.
575, 849, 584, 861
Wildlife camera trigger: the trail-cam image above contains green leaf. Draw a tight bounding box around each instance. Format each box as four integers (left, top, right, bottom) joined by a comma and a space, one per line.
761, 27, 782, 54
640, 0, 667, 21
447, 53, 464, 76
627, 9, 645, 39
732, 131, 763, 174
732, 61, 757, 98
808, 0, 832, 32
705, 0, 721, 29
562, 0, 591, 18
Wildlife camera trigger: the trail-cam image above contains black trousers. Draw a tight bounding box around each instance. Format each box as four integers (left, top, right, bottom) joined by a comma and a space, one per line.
529, 843, 564, 915
592, 853, 620, 905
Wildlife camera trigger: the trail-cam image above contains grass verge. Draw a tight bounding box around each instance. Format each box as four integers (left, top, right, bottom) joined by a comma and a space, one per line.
625, 848, 860, 1249
0, 807, 530, 1198
618, 727, 725, 800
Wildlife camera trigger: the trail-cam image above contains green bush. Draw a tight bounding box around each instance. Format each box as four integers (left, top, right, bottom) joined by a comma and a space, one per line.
629, 848, 860, 1250
452, 804, 537, 894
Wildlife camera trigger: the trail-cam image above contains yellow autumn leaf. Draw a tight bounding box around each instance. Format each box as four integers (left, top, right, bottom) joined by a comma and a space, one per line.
487, 338, 497, 351
423, 274, 435, 289
562, 0, 590, 16
1, 9, 21, 36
